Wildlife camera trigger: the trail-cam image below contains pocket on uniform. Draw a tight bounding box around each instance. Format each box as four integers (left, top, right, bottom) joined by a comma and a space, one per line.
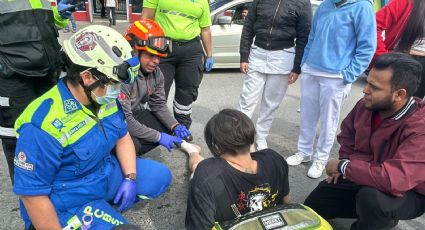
0, 23, 42, 45
72, 142, 101, 176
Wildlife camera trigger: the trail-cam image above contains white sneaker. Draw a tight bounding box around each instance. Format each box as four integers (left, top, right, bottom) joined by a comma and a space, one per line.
307, 160, 327, 179
286, 152, 312, 166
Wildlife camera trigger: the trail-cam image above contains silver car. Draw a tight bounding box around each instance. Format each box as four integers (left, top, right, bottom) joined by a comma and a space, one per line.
210, 0, 322, 69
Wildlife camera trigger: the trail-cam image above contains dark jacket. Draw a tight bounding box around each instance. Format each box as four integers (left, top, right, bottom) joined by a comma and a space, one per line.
119, 68, 178, 143
239, 0, 312, 73
0, 0, 63, 78
338, 97, 425, 197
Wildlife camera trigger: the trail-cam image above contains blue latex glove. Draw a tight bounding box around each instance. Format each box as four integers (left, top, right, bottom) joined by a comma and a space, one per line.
173, 124, 191, 139
125, 56, 140, 84
205, 57, 214, 72
58, 0, 75, 19
113, 178, 137, 212
158, 132, 182, 151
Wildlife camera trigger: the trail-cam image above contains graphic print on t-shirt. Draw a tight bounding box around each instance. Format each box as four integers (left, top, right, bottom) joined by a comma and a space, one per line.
235, 183, 279, 215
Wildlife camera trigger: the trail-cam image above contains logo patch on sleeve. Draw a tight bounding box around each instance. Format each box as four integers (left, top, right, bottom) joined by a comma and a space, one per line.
118, 93, 126, 100
14, 152, 34, 171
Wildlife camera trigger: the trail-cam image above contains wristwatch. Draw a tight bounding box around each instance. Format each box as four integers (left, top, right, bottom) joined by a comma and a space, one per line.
125, 173, 137, 181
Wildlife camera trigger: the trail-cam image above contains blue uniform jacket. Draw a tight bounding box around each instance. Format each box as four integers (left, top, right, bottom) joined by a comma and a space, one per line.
13, 79, 128, 228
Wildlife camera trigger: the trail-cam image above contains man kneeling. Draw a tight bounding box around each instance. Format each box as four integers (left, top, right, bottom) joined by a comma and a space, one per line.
305, 52, 425, 230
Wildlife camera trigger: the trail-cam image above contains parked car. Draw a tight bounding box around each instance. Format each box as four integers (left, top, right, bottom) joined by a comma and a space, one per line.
210, 0, 322, 69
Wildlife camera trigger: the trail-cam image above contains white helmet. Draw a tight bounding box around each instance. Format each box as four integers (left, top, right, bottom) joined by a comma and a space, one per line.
63, 25, 134, 82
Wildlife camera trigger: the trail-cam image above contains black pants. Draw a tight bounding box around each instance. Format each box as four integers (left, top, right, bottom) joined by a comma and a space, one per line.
412, 55, 425, 99
131, 109, 171, 155
99, 0, 106, 17
159, 38, 204, 129
107, 7, 116, 26
0, 75, 56, 183
304, 179, 425, 230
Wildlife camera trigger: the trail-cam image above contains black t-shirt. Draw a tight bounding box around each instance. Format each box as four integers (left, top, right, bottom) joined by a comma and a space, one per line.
185, 149, 290, 230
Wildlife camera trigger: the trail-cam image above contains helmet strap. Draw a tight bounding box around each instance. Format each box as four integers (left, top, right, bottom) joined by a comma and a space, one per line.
79, 78, 102, 106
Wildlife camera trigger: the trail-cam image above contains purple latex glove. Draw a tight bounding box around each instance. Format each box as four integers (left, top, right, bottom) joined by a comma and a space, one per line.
158, 132, 182, 151
113, 178, 137, 211
173, 124, 191, 139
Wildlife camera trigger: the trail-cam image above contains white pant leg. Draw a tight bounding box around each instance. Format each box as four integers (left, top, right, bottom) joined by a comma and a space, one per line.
316, 77, 351, 161
238, 70, 267, 118
255, 74, 289, 147
298, 73, 321, 156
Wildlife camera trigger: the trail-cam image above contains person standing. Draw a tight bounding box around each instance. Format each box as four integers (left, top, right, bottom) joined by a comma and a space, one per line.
0, 0, 74, 183
106, 0, 118, 26
100, 0, 107, 17
374, 0, 425, 99
286, 0, 376, 178
13, 25, 172, 229
64, 12, 77, 33
141, 0, 213, 129
305, 53, 425, 230
238, 0, 312, 150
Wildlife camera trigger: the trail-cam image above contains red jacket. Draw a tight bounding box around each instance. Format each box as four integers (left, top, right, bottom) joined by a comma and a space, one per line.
338, 97, 425, 197
373, 0, 413, 62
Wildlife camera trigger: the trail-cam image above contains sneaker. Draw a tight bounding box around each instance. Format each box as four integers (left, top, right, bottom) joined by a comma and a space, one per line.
307, 160, 327, 179
63, 29, 69, 33
286, 152, 312, 166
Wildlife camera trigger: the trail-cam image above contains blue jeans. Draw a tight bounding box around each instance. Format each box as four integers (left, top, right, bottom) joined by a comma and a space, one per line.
65, 14, 77, 31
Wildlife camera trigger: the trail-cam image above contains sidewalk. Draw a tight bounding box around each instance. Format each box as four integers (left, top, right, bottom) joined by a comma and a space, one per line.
58, 19, 132, 44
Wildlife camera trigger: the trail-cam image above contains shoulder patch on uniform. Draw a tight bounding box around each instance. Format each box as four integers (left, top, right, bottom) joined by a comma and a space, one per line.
118, 93, 126, 100
14, 152, 34, 171
64, 99, 79, 114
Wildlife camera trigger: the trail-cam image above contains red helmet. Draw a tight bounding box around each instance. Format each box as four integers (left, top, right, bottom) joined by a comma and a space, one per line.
124, 19, 172, 58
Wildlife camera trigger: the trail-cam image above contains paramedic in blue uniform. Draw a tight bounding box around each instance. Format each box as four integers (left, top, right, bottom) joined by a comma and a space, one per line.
12, 25, 172, 230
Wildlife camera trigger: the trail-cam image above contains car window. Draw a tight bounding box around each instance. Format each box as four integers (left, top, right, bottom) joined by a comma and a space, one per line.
212, 2, 252, 25
209, 0, 229, 12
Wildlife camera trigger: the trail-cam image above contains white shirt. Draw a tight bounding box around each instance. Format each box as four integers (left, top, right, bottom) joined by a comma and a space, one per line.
248, 45, 295, 75
301, 63, 342, 79
106, 0, 116, 7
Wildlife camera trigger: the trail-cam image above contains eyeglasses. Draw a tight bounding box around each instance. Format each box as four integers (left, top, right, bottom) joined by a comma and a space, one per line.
85, 68, 120, 88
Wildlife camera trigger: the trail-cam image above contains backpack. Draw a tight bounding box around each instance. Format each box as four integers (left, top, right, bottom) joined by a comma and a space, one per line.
213, 203, 332, 230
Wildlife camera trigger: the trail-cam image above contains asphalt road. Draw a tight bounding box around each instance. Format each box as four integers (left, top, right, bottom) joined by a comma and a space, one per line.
0, 20, 424, 229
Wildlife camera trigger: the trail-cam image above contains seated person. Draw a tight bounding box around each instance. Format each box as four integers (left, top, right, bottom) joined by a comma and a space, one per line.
185, 109, 290, 229
233, 6, 249, 25
120, 19, 196, 155
305, 52, 425, 230
13, 25, 172, 229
